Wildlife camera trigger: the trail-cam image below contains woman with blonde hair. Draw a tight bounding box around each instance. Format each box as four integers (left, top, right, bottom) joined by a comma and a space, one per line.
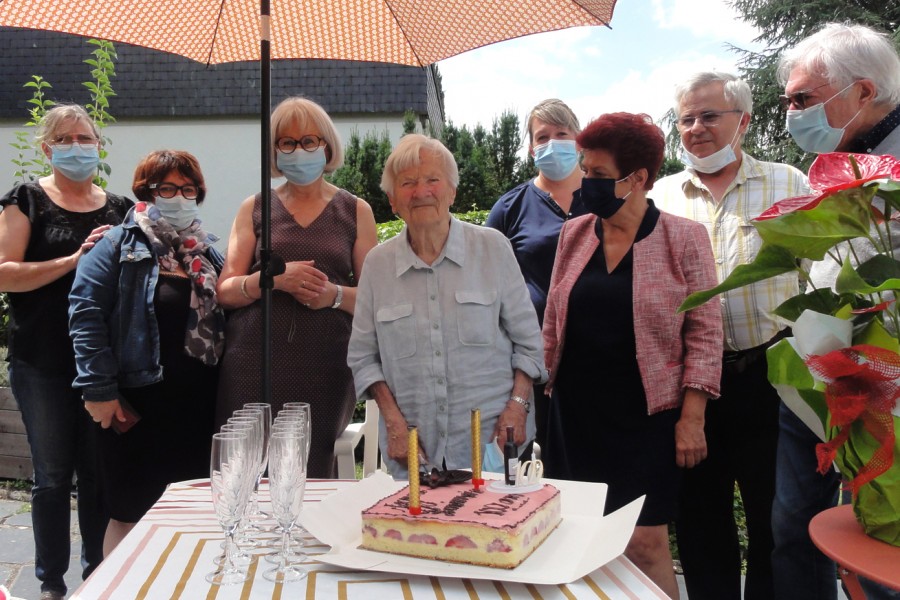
216, 97, 377, 477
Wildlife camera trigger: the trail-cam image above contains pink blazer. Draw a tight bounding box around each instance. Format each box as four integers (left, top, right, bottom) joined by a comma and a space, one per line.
543, 210, 723, 414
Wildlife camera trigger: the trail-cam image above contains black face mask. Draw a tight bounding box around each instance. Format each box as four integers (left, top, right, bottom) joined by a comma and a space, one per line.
581, 177, 625, 219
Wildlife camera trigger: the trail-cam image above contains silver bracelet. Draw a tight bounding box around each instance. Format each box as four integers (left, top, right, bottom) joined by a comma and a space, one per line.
331, 284, 343, 309
240, 275, 253, 300
509, 395, 531, 413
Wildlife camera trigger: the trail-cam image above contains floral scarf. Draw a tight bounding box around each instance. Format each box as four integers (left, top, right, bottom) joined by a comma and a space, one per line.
133, 201, 225, 365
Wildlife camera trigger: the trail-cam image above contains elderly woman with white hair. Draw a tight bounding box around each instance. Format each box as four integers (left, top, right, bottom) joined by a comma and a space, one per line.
216, 96, 378, 477
348, 134, 547, 478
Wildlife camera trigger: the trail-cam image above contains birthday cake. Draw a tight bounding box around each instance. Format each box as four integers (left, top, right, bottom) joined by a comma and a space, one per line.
360, 482, 561, 568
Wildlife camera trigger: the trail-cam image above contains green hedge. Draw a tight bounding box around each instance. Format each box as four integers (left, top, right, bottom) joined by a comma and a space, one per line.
376, 209, 489, 243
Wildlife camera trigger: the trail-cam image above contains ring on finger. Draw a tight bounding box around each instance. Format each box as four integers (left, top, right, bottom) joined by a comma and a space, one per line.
301, 280, 306, 289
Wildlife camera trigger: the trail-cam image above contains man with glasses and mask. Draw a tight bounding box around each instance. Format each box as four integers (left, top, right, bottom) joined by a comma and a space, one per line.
774, 23, 900, 600
654, 72, 809, 600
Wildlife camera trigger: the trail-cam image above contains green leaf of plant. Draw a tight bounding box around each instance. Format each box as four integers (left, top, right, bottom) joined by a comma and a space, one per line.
678, 244, 798, 311
755, 187, 875, 259
835, 254, 900, 294
766, 339, 828, 429
771, 288, 843, 321
855, 320, 900, 352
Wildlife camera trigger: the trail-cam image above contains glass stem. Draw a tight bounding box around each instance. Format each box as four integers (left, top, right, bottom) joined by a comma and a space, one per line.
281, 528, 292, 568
223, 527, 237, 572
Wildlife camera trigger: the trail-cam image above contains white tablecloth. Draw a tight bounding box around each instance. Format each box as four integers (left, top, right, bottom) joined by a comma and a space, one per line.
72, 479, 670, 599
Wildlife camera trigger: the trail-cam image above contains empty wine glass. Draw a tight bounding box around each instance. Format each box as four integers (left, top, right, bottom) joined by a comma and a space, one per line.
242, 402, 272, 517
265, 417, 311, 562
226, 415, 265, 551
234, 406, 271, 528
207, 431, 252, 585
263, 429, 308, 583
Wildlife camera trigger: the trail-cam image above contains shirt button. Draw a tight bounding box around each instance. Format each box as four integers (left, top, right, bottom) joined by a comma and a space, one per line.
430, 294, 436, 300
437, 378, 444, 385
439, 405, 446, 412
440, 431, 446, 438
716, 258, 723, 264
435, 350, 441, 356
432, 323, 439, 329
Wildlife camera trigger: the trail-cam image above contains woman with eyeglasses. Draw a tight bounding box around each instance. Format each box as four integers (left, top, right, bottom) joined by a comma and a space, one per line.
68, 149, 225, 555
0, 104, 131, 599
542, 113, 722, 598
216, 97, 378, 477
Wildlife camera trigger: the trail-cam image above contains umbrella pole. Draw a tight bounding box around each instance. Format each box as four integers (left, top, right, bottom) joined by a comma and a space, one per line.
258, 0, 282, 407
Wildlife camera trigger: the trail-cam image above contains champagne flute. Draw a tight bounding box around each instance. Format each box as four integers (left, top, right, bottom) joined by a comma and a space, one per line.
207, 431, 252, 585
263, 429, 308, 583
226, 415, 264, 550
234, 406, 271, 527
265, 418, 311, 562
243, 402, 273, 517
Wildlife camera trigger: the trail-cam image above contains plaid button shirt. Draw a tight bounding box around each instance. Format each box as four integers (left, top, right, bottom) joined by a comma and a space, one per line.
653, 154, 810, 352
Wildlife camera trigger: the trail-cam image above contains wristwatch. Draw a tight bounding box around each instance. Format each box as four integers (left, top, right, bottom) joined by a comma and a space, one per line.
331, 284, 344, 309
509, 395, 531, 413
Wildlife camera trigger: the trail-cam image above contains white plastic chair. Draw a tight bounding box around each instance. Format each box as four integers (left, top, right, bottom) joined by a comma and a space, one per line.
334, 399, 381, 479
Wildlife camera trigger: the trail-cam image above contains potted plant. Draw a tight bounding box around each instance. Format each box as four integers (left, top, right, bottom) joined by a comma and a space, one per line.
680, 152, 900, 546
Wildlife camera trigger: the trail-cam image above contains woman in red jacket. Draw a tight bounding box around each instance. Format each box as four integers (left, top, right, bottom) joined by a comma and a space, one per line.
542, 112, 723, 599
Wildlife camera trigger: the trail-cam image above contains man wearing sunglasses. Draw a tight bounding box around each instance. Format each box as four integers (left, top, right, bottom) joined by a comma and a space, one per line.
654, 72, 809, 600
774, 23, 900, 600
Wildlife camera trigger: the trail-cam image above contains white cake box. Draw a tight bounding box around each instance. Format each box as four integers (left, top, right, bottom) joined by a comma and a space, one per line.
300, 470, 643, 585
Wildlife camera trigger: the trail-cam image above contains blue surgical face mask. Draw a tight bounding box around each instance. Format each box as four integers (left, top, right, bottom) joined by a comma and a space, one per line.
786, 82, 862, 153
276, 146, 327, 185
155, 195, 200, 231
50, 142, 100, 182
533, 139, 578, 181
679, 116, 742, 174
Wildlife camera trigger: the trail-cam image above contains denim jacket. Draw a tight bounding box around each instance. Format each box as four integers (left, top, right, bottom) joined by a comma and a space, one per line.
68, 209, 224, 402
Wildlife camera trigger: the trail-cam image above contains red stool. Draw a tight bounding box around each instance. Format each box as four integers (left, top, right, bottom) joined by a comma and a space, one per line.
809, 505, 900, 599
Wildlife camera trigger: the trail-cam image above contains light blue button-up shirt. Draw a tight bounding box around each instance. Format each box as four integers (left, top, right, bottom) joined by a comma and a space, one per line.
348, 218, 547, 478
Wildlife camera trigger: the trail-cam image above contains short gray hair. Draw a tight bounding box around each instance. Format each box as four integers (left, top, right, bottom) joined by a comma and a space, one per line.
526, 99, 581, 152
35, 104, 100, 146
777, 23, 900, 106
380, 134, 459, 194
674, 72, 753, 115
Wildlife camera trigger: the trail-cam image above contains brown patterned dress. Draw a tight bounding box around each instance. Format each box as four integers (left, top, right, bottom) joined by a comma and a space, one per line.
217, 188, 358, 477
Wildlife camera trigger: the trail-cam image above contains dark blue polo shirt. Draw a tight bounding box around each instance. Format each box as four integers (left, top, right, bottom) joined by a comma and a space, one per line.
486, 179, 586, 325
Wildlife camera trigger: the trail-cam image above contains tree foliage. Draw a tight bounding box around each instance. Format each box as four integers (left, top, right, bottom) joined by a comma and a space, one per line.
730, 0, 900, 168
329, 128, 394, 222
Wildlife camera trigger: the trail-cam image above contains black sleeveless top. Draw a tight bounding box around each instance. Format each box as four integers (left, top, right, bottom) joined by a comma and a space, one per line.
1, 181, 132, 374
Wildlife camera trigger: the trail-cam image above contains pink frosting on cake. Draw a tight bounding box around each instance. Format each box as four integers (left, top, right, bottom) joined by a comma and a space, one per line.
363, 483, 560, 530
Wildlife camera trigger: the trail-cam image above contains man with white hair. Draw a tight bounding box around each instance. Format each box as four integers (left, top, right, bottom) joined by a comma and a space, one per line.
776, 23, 900, 600
654, 72, 809, 600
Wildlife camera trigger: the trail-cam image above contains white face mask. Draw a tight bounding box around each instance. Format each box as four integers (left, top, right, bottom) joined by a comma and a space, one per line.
155, 195, 200, 231
679, 115, 743, 174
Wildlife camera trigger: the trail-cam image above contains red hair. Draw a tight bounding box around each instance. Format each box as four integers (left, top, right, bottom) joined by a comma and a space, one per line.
576, 113, 665, 190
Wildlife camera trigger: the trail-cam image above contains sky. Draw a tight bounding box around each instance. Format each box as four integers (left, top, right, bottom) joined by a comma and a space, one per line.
438, 0, 765, 132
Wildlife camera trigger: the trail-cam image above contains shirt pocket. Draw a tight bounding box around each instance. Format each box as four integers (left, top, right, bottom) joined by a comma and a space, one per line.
455, 290, 498, 346
376, 303, 416, 359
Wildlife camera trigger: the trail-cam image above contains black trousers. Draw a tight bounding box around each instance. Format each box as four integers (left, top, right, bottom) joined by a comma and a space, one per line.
676, 354, 780, 600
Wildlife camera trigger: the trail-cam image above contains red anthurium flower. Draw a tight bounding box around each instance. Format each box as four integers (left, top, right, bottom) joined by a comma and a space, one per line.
850, 300, 894, 315
754, 153, 900, 222
808, 152, 900, 191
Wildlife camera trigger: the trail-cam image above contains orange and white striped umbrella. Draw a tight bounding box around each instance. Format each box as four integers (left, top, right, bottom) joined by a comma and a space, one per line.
0, 0, 616, 66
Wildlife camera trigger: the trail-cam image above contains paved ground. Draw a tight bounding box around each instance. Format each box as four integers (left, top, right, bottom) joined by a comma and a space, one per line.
0, 491, 84, 600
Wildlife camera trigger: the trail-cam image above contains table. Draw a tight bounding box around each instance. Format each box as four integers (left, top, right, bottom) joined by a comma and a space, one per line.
71, 479, 669, 599
809, 504, 900, 600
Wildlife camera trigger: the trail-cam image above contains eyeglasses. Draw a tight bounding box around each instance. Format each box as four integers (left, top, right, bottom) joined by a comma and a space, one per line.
51, 134, 99, 149
778, 83, 832, 110
676, 109, 743, 130
149, 183, 200, 200
276, 135, 325, 154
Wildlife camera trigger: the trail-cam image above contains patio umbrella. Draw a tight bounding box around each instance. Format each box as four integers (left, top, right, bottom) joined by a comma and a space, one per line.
0, 0, 618, 405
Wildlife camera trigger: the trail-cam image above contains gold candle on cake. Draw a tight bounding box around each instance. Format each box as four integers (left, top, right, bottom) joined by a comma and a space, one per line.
471, 408, 484, 489
407, 426, 422, 515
